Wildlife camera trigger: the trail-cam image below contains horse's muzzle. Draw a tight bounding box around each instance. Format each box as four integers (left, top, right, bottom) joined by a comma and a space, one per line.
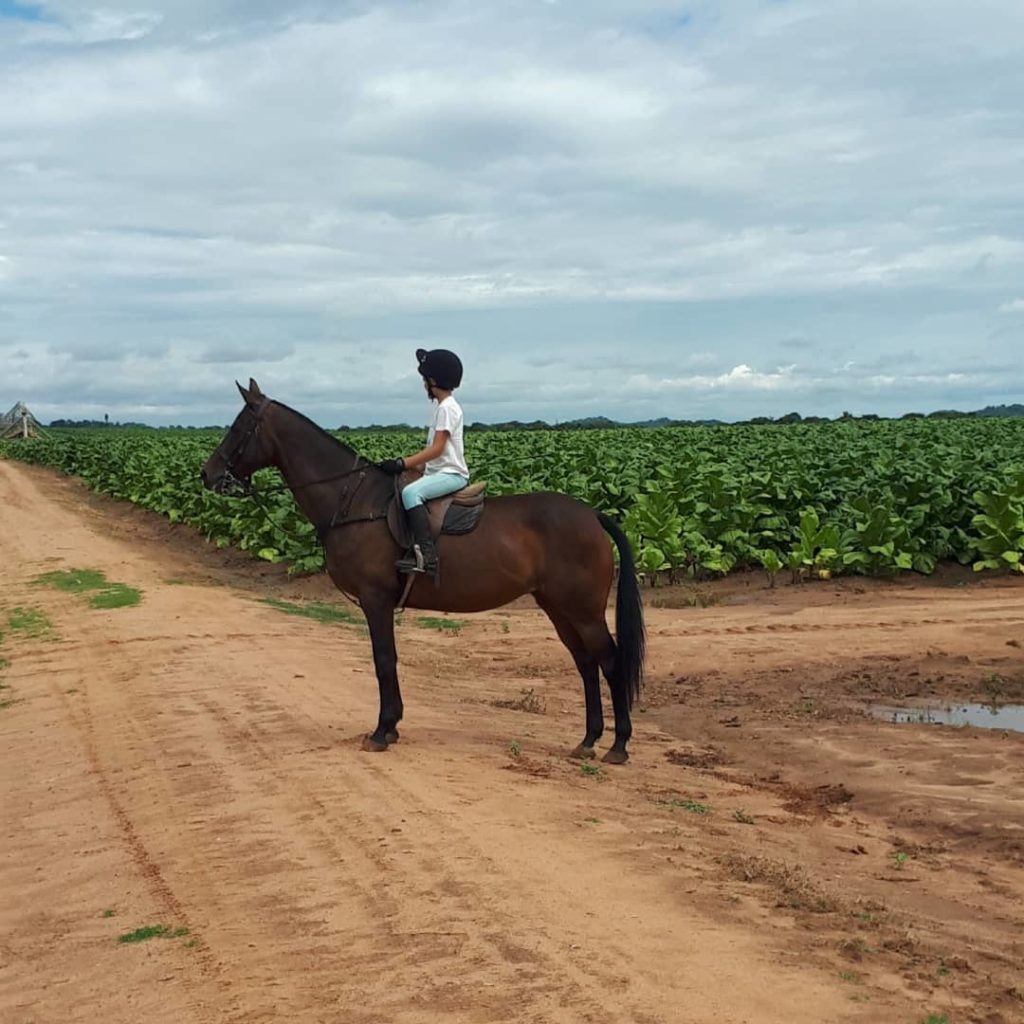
199, 466, 224, 492
200, 467, 249, 497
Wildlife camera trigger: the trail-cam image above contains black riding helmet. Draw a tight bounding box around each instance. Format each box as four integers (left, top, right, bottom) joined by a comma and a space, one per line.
416, 348, 463, 390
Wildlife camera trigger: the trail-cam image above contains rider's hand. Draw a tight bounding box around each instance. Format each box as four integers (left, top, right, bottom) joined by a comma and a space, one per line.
378, 458, 405, 476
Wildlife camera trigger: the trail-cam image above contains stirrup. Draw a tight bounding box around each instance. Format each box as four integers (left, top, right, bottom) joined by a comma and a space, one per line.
397, 544, 427, 575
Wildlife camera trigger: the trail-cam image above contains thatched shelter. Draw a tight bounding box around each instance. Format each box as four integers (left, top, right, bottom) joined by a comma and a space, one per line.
0, 402, 46, 439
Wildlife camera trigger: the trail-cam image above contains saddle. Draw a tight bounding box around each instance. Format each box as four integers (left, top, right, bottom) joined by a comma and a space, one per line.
385, 470, 487, 549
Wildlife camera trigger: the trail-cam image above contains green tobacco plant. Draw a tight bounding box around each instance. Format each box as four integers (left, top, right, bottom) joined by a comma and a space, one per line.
970, 477, 1024, 573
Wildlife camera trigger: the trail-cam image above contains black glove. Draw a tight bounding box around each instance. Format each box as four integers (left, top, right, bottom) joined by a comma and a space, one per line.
378, 458, 405, 476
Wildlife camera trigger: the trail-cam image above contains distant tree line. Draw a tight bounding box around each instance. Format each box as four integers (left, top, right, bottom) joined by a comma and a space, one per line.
47, 419, 228, 430
336, 403, 1023, 432
47, 403, 1022, 432
49, 418, 151, 428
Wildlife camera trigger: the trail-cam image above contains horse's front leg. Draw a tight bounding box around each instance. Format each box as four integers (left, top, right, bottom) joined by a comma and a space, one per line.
360, 594, 403, 752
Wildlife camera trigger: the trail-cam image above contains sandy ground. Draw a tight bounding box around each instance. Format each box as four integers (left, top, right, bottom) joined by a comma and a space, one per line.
1, 458, 1023, 1024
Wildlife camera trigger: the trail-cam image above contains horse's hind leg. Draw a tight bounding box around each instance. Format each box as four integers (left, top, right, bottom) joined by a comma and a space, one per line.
535, 598, 603, 758
571, 618, 631, 764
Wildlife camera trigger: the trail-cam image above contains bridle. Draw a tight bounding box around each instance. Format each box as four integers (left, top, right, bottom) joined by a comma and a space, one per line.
214, 396, 272, 497
213, 397, 394, 538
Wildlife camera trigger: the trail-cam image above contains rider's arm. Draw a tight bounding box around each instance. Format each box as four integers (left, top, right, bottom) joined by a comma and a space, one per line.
401, 430, 450, 471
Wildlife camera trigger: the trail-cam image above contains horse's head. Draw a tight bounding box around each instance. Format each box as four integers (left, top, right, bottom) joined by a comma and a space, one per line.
200, 378, 276, 496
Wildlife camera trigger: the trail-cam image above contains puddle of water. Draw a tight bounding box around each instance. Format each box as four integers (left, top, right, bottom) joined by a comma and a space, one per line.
869, 703, 1024, 733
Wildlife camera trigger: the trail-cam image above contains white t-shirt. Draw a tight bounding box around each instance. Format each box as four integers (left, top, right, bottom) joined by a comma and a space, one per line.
425, 395, 469, 477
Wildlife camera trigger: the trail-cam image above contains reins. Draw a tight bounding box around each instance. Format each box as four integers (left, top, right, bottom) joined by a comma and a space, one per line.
220, 400, 394, 542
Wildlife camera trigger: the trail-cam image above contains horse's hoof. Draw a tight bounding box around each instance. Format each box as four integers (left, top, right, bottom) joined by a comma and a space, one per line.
601, 748, 629, 765
361, 735, 389, 753
571, 744, 596, 760
385, 729, 400, 744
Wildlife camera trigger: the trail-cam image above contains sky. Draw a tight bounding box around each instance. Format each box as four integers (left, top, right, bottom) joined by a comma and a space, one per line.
1, 0, 1023, 427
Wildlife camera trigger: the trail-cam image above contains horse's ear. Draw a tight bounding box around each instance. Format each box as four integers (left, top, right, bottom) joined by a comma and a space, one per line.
236, 378, 264, 408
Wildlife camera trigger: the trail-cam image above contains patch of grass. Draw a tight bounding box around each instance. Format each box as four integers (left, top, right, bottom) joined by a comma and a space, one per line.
261, 597, 360, 626
580, 761, 602, 777
0, 657, 10, 670
415, 616, 467, 634
6, 607, 52, 638
117, 924, 189, 945
583, 817, 602, 825
34, 568, 108, 593
838, 970, 863, 984
118, 924, 165, 944
891, 851, 910, 870
0, 698, 20, 710
507, 740, 521, 759
660, 797, 710, 814
34, 569, 142, 610
921, 1015, 949, 1024
491, 687, 546, 714
90, 584, 142, 609
733, 809, 756, 825
102, 909, 116, 918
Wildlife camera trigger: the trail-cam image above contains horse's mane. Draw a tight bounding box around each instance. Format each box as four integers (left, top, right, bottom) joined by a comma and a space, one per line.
273, 400, 365, 463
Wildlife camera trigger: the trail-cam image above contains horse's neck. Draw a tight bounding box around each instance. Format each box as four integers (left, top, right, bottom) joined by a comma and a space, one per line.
270, 408, 363, 522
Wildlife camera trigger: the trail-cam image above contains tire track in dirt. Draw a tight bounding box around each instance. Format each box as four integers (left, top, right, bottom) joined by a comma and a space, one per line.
12, 619, 192, 941
195, 670, 639, 1020
0, 637, 219, 1017
187, 689, 636, 1022
172, 653, 869, 1024
0, 462, 231, 1021
46, 648, 222, 980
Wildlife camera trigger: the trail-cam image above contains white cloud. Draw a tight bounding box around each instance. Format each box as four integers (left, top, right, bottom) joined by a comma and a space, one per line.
999, 298, 1024, 313
626, 364, 803, 394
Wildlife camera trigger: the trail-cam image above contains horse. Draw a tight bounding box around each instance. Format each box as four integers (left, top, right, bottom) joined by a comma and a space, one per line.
200, 379, 645, 763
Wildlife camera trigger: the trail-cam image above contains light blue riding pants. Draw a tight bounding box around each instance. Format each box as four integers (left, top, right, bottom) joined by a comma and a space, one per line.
401, 472, 468, 510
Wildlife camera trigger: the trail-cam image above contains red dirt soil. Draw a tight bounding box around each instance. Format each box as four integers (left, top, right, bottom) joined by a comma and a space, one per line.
2, 459, 1023, 1023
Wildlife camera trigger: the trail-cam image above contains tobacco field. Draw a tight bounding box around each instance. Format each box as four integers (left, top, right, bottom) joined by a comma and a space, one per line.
3, 417, 1023, 582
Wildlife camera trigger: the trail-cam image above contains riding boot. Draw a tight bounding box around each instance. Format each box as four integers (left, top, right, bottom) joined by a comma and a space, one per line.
396, 505, 439, 577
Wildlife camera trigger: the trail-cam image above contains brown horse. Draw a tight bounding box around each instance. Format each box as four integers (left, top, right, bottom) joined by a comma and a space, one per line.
200, 380, 645, 763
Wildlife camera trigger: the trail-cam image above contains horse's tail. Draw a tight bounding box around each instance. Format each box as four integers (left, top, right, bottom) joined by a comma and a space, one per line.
598, 513, 646, 709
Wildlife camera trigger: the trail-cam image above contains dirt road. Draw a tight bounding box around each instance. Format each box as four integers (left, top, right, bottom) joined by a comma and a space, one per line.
2, 458, 1023, 1023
